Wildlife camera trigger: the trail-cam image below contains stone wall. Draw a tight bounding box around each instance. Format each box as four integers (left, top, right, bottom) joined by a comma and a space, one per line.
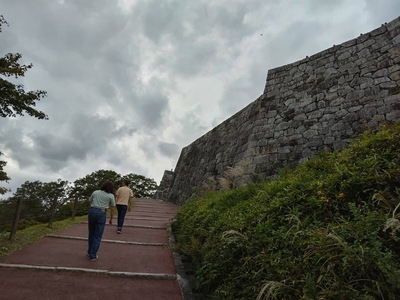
154, 170, 174, 199
162, 17, 400, 205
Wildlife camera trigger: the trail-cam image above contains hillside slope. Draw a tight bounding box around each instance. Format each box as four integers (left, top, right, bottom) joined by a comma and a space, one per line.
173, 122, 400, 300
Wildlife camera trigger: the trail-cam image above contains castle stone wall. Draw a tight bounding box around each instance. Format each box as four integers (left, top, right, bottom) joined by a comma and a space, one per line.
154, 170, 174, 199
163, 17, 400, 205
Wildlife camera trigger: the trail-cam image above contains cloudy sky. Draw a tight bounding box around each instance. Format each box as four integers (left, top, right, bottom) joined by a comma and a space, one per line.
0, 0, 399, 198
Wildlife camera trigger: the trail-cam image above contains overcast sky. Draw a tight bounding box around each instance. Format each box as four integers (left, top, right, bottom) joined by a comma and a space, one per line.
0, 0, 399, 198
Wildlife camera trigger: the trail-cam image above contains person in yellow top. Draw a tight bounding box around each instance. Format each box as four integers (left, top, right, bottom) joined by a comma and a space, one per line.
111, 178, 134, 234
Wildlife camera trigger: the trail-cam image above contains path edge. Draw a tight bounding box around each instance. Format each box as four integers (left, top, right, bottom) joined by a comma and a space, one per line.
167, 221, 195, 300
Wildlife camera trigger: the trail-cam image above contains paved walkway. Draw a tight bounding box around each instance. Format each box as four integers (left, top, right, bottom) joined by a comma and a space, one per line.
0, 198, 191, 300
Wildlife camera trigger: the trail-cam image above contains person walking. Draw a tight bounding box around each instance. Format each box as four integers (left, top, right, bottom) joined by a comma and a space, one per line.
87, 180, 115, 261
112, 178, 134, 234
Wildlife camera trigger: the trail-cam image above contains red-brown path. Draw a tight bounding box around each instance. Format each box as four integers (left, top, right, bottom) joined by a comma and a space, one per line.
0, 199, 192, 300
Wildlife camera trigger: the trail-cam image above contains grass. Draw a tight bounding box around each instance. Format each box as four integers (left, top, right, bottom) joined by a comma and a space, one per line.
172, 122, 400, 299
0, 216, 86, 258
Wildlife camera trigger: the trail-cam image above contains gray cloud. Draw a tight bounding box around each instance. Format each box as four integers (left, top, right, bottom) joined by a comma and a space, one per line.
135, 0, 258, 77
158, 142, 180, 158
364, 0, 400, 25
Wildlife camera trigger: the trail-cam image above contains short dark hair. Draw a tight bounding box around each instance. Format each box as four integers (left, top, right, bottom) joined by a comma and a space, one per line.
100, 181, 114, 194
122, 178, 130, 186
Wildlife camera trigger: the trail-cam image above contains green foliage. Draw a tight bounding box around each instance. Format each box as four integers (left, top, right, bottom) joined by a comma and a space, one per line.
0, 15, 8, 32
0, 197, 14, 231
172, 122, 400, 299
0, 179, 71, 230
57, 197, 90, 219
0, 15, 48, 198
70, 169, 157, 200
0, 169, 158, 233
70, 169, 121, 201
12, 181, 48, 223
124, 173, 158, 198
0, 151, 10, 195
0, 15, 48, 119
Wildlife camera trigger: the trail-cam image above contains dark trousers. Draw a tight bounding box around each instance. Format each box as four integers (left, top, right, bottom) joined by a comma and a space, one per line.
116, 204, 128, 230
87, 207, 106, 259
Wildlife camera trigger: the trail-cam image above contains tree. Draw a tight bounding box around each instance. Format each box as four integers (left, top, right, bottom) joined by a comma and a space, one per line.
11, 180, 47, 226
8, 179, 69, 228
123, 173, 158, 198
0, 15, 48, 195
68, 170, 122, 217
0, 151, 10, 195
0, 168, 158, 233
0, 15, 48, 119
70, 169, 158, 201
0, 197, 14, 231
70, 169, 122, 201
40, 179, 70, 228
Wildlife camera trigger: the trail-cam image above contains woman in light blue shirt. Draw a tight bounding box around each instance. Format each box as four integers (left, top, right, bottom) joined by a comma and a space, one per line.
87, 180, 116, 261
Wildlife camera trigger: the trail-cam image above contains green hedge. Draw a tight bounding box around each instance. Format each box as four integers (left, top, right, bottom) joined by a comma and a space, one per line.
172, 122, 400, 300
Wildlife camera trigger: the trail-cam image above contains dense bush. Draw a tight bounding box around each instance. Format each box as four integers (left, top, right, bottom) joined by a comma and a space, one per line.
172, 122, 400, 299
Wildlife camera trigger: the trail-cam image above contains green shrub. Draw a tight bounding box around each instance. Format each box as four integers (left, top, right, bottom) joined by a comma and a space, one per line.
172, 122, 400, 299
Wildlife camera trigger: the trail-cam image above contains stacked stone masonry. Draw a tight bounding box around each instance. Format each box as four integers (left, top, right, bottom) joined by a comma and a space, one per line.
161, 17, 400, 205
154, 170, 174, 200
